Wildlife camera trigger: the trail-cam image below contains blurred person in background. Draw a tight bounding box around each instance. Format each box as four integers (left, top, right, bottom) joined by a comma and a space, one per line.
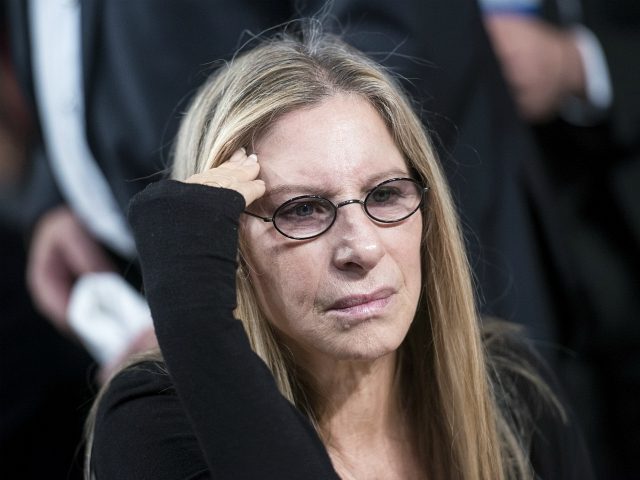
482, 0, 640, 477
1, 12, 94, 479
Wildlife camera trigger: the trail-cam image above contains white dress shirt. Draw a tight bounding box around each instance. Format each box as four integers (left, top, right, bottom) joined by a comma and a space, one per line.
29, 0, 136, 258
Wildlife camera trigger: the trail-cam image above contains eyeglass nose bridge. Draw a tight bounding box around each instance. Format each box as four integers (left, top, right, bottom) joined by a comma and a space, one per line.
332, 198, 377, 229
334, 198, 371, 220
335, 198, 366, 209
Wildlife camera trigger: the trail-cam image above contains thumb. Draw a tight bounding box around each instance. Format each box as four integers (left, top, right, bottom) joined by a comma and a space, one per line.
237, 179, 267, 208
62, 219, 116, 275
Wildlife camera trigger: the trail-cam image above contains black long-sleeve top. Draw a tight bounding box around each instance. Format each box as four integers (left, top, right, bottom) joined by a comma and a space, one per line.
91, 180, 593, 479
92, 180, 339, 479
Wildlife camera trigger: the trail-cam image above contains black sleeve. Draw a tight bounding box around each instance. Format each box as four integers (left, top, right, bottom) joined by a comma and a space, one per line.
581, 0, 640, 148
486, 330, 595, 480
92, 180, 339, 479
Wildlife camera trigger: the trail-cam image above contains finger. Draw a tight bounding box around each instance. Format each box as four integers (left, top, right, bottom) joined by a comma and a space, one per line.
227, 147, 248, 164
32, 272, 70, 328
39, 274, 71, 329
220, 153, 258, 170
28, 240, 73, 329
219, 157, 260, 178
197, 169, 265, 206
198, 174, 235, 189
244, 153, 257, 163
59, 216, 116, 275
234, 179, 266, 206
190, 156, 260, 186
27, 210, 76, 328
186, 153, 259, 182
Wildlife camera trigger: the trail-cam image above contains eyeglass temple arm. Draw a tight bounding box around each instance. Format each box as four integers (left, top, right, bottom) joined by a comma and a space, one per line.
243, 210, 273, 222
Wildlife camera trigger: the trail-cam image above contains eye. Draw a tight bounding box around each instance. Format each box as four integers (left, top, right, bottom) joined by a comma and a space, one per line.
278, 198, 331, 219
370, 186, 400, 203
294, 202, 315, 217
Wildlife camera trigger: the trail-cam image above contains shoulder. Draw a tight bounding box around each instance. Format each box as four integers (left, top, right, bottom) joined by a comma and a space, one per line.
91, 361, 209, 480
100, 359, 172, 396
483, 322, 595, 480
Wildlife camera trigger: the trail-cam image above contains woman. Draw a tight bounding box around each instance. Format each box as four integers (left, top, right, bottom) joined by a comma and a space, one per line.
88, 25, 590, 479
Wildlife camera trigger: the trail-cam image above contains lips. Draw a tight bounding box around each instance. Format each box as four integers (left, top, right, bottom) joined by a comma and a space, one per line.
327, 288, 396, 312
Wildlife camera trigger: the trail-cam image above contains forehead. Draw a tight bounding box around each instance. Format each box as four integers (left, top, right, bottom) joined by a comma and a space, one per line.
254, 94, 408, 193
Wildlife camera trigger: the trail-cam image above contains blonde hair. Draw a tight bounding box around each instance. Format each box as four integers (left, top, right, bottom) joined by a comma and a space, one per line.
86, 21, 560, 479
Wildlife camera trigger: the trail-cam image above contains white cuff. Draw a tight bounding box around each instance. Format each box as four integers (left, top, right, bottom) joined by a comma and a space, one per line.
572, 25, 613, 110
68, 272, 153, 365
561, 25, 613, 125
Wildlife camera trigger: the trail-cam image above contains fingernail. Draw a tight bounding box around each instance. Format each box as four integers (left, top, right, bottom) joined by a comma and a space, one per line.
246, 154, 258, 163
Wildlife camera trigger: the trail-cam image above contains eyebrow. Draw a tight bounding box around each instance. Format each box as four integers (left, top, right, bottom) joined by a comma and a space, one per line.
264, 169, 412, 200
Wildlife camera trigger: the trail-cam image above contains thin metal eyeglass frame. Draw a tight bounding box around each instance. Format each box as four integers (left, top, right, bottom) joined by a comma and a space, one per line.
243, 177, 430, 240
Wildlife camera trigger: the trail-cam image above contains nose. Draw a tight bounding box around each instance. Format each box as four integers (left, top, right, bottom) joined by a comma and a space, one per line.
330, 203, 384, 273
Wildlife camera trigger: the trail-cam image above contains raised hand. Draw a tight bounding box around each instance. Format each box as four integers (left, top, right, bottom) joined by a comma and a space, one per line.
185, 148, 266, 207
485, 15, 586, 122
26, 206, 116, 333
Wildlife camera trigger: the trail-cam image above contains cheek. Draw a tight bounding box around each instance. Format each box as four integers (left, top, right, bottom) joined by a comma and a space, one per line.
245, 236, 325, 330
395, 217, 424, 300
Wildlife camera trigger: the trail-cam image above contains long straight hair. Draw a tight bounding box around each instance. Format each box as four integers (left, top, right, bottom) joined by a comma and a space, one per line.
87, 22, 552, 479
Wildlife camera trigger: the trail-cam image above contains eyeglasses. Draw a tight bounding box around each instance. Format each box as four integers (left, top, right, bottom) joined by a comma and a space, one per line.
244, 177, 429, 240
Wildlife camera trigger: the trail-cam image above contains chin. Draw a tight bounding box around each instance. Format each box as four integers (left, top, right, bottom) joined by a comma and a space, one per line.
321, 325, 407, 362
275, 315, 412, 367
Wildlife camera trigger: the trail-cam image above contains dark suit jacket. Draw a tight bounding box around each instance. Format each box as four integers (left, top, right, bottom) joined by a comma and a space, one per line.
541, 0, 640, 147
534, 0, 640, 348
534, 1, 640, 476
6, 0, 559, 342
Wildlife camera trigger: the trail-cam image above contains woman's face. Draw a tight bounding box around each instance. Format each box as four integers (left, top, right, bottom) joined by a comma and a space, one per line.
242, 94, 423, 366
